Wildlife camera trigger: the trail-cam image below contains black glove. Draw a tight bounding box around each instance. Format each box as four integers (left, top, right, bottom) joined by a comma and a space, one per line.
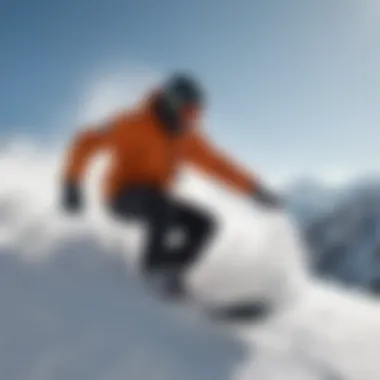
62, 181, 83, 213
251, 183, 284, 210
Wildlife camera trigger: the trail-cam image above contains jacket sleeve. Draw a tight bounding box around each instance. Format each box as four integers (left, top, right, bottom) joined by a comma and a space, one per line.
62, 115, 122, 184
183, 130, 259, 195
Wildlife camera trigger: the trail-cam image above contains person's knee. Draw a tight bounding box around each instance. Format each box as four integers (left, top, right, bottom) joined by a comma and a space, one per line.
190, 211, 217, 241
204, 213, 217, 238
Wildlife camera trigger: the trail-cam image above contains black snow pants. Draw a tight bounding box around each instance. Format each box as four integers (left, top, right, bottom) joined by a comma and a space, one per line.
109, 187, 215, 274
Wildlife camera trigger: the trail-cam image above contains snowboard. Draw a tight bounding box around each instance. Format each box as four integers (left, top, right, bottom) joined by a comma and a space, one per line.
188, 297, 272, 323
202, 299, 271, 322
138, 270, 272, 323
154, 290, 272, 323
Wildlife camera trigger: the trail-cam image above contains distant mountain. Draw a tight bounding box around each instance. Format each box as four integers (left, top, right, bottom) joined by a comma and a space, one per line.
285, 178, 343, 224
289, 178, 380, 294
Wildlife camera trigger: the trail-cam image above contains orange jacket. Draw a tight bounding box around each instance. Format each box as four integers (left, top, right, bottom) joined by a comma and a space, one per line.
63, 95, 258, 201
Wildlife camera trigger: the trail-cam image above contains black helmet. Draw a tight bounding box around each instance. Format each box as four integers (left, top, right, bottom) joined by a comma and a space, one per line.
161, 72, 204, 111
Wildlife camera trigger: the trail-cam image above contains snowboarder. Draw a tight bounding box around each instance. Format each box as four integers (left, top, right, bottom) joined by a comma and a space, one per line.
61, 72, 283, 298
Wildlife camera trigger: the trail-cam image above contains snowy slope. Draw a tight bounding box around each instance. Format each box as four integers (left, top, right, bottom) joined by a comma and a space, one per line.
2, 143, 380, 380
0, 225, 249, 380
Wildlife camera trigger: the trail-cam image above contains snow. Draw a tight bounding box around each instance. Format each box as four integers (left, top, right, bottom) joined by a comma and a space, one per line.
1, 143, 380, 379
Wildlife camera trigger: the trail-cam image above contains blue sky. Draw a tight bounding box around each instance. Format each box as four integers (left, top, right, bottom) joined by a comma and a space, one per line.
1, 0, 379, 183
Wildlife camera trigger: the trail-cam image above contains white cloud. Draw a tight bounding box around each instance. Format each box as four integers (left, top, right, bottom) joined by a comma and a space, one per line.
75, 64, 161, 126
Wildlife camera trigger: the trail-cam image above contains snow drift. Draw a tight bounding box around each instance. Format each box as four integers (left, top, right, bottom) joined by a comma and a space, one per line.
1, 142, 380, 380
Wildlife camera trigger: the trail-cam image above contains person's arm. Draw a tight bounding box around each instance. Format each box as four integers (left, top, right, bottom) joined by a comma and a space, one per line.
183, 130, 258, 194
183, 129, 283, 208
63, 128, 107, 184
61, 113, 125, 212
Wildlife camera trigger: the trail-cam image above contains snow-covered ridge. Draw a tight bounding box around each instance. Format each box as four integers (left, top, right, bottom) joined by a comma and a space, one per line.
2, 143, 380, 379
0, 220, 250, 380
294, 179, 380, 292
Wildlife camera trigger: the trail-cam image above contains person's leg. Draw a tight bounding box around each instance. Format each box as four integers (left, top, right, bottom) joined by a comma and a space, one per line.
140, 192, 174, 273
165, 199, 216, 273
140, 198, 216, 296
109, 188, 216, 296
109, 187, 174, 274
